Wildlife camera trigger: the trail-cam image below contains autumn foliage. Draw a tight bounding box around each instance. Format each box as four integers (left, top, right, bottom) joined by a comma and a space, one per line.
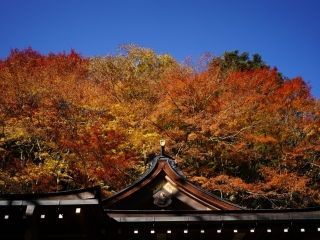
0, 46, 319, 208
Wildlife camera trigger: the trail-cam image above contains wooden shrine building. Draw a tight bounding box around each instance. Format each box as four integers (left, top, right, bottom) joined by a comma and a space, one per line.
0, 148, 320, 239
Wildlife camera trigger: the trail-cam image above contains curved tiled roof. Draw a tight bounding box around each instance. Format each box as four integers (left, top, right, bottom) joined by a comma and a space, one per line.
102, 154, 242, 210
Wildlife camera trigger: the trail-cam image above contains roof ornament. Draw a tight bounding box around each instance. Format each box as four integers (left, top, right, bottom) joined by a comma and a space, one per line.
160, 139, 166, 156
153, 189, 172, 207
153, 182, 178, 208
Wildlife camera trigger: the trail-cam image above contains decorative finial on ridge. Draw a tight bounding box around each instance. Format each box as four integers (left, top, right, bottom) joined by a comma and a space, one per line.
160, 139, 166, 156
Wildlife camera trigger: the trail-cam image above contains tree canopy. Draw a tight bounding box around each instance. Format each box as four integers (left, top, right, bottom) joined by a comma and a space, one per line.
0, 46, 319, 209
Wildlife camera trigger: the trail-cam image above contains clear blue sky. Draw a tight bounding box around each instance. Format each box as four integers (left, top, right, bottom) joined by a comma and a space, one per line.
1, 0, 319, 97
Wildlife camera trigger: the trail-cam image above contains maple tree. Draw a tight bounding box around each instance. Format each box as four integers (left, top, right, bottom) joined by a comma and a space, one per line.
0, 46, 319, 208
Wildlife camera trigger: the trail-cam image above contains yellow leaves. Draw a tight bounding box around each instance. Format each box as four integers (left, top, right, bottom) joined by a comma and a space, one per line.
306, 129, 316, 137
129, 130, 160, 150
187, 132, 198, 141
4, 126, 28, 140
191, 176, 208, 185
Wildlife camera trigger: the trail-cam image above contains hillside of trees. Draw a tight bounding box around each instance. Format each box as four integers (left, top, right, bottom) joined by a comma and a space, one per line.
0, 46, 319, 209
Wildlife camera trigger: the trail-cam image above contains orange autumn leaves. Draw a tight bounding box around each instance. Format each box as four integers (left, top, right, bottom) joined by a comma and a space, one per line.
0, 46, 319, 208
192, 168, 316, 209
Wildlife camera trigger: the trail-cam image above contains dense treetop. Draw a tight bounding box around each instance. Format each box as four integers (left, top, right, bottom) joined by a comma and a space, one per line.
0, 46, 319, 209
